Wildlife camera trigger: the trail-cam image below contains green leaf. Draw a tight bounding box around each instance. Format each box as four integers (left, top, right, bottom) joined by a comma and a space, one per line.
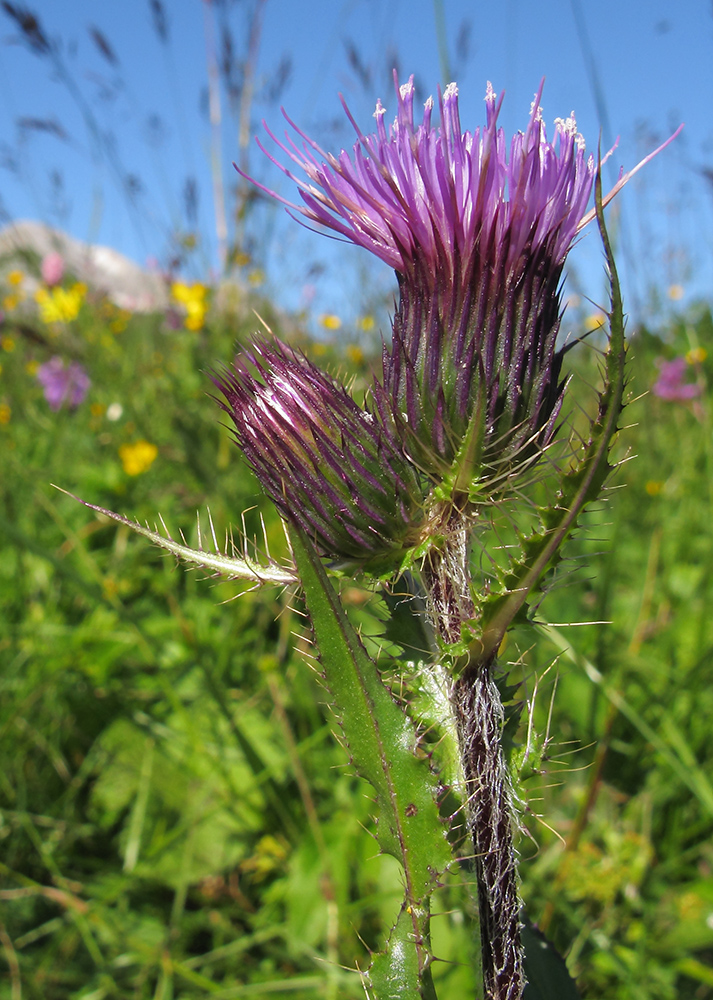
288, 526, 452, 996
381, 572, 436, 660
56, 489, 297, 585
409, 661, 465, 800
522, 917, 582, 999
367, 905, 439, 1000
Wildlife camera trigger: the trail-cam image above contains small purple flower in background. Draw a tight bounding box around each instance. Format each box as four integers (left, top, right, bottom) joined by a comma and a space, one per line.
652, 356, 702, 402
40, 252, 64, 287
164, 306, 183, 331
37, 356, 90, 411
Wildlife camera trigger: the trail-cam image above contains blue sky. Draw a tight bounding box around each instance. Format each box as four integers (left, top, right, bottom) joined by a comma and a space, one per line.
0, 0, 709, 326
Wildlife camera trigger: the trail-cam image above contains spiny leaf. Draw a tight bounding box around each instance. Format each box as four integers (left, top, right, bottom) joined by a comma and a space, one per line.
475, 166, 627, 661
366, 904, 439, 1000
288, 525, 451, 996
56, 488, 296, 585
289, 525, 451, 888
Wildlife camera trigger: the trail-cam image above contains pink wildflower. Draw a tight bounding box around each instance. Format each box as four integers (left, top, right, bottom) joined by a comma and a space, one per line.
41, 252, 64, 287
652, 357, 701, 402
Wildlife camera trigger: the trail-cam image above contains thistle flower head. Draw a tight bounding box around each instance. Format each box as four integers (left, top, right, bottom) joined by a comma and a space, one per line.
214, 340, 426, 571
224, 78, 679, 575
256, 77, 592, 283
250, 76, 674, 491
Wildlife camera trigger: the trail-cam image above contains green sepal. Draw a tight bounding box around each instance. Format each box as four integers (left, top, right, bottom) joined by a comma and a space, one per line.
432, 380, 487, 504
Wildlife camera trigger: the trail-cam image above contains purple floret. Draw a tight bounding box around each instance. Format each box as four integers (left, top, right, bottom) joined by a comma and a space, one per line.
252, 77, 596, 279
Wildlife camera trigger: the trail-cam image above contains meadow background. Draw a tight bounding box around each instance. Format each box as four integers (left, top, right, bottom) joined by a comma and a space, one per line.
1, 2, 713, 998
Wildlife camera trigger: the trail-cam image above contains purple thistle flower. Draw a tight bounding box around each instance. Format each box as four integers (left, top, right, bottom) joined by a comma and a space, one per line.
36, 356, 90, 411
214, 339, 426, 569
248, 76, 678, 487
652, 356, 702, 402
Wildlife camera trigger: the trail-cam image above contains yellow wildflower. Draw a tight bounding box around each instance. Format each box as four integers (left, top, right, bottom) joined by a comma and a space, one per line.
248, 268, 264, 287
3, 293, 20, 311
35, 283, 86, 324
357, 315, 375, 331
119, 440, 158, 476
645, 481, 664, 497
1, 337, 15, 352
7, 269, 23, 286
171, 281, 208, 331
584, 312, 606, 332
25, 360, 39, 375
668, 284, 684, 301
0, 403, 10, 424
320, 314, 342, 331
346, 344, 364, 365
90, 402, 106, 417
185, 314, 203, 333
686, 347, 707, 365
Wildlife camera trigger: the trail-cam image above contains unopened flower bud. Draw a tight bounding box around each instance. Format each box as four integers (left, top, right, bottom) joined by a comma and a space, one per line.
214, 339, 426, 571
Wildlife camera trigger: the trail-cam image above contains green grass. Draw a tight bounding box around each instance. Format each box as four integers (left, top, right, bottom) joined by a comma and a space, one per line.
1, 277, 712, 999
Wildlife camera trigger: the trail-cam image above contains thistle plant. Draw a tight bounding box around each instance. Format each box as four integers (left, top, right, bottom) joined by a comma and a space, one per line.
74, 76, 678, 1000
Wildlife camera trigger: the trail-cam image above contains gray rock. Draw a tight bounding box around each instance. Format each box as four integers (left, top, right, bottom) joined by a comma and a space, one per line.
0, 220, 168, 312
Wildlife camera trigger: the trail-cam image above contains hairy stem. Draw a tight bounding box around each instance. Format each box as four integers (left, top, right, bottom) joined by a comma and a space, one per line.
452, 662, 525, 1000
421, 505, 475, 644
422, 516, 524, 999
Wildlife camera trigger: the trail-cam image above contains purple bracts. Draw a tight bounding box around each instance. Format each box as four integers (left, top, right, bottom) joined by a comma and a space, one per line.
214, 340, 424, 567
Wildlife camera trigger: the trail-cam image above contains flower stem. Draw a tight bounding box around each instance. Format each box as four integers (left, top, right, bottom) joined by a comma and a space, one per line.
452, 661, 525, 1000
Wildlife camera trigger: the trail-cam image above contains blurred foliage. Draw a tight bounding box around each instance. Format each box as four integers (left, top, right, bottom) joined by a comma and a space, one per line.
1, 262, 713, 998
